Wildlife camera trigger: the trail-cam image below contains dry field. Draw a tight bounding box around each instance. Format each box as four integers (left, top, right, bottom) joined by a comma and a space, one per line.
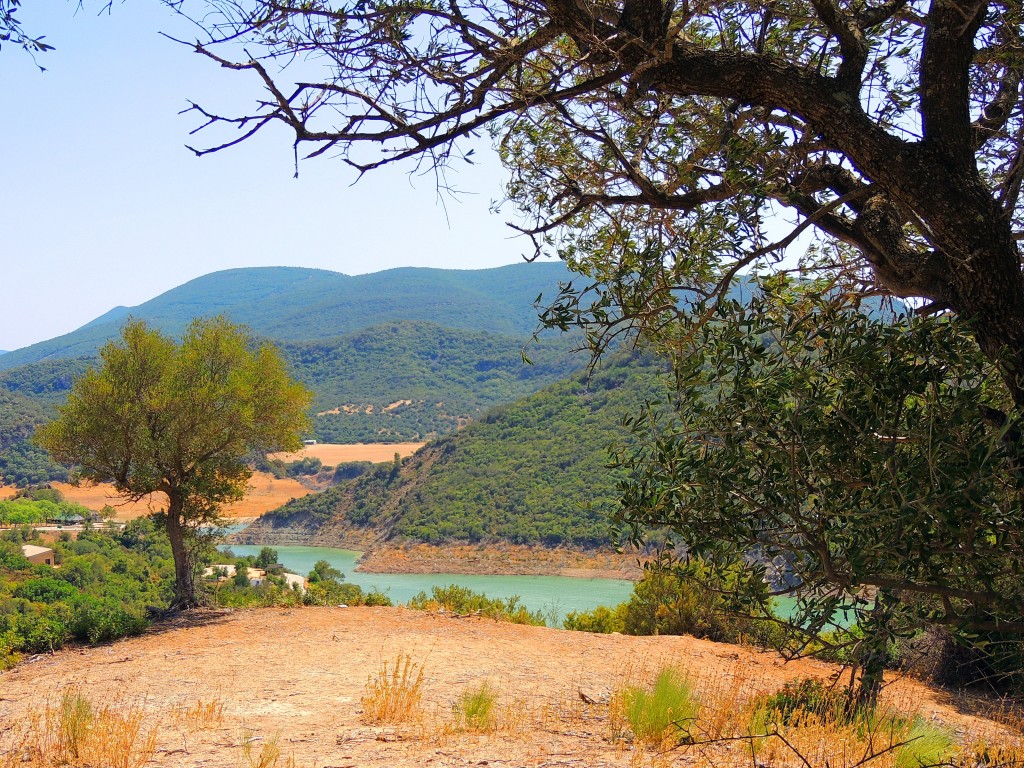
0, 486, 15, 501
42, 472, 312, 522
2, 607, 1021, 768
269, 442, 425, 466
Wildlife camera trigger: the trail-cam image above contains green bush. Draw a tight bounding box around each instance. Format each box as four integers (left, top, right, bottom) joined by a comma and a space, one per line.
455, 682, 497, 731
757, 678, 852, 727
70, 597, 148, 644
407, 585, 545, 626
14, 577, 79, 604
618, 668, 699, 747
563, 604, 627, 633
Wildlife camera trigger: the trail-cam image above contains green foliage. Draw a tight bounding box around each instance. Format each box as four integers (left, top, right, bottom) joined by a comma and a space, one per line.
455, 683, 497, 731
287, 321, 583, 443
614, 283, 1024, 699
0, 496, 90, 525
255, 547, 279, 567
0, 438, 69, 486
266, 349, 669, 548
70, 597, 148, 644
37, 317, 311, 608
617, 668, 699, 747
407, 585, 545, 626
0, 520, 178, 661
562, 603, 627, 633
757, 678, 852, 727
563, 564, 788, 649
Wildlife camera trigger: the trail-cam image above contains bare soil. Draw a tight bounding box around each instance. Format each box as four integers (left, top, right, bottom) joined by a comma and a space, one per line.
46, 472, 312, 522
0, 608, 1016, 768
269, 442, 425, 466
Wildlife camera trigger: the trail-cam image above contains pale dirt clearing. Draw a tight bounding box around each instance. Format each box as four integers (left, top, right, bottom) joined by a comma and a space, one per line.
0, 486, 16, 501
46, 472, 311, 522
0, 608, 1016, 768
269, 442, 425, 465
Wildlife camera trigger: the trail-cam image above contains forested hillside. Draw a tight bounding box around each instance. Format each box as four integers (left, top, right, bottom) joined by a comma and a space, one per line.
249, 350, 670, 548
0, 262, 573, 370
290, 322, 582, 441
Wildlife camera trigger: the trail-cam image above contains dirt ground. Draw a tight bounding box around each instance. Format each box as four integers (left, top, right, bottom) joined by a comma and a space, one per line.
269, 442, 425, 465
43, 472, 312, 522
1, 607, 1017, 768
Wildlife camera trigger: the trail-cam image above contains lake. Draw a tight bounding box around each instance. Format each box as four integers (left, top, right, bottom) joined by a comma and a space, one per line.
220, 543, 635, 624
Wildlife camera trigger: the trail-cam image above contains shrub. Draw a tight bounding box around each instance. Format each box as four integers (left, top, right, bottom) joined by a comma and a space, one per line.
455, 682, 497, 731
361, 654, 425, 724
70, 598, 148, 644
407, 585, 545, 626
756, 678, 852, 727
614, 668, 699, 748
14, 577, 79, 604
563, 604, 627, 633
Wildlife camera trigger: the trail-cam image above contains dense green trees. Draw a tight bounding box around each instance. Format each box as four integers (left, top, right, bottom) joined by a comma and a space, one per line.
38, 318, 311, 609
264, 350, 669, 547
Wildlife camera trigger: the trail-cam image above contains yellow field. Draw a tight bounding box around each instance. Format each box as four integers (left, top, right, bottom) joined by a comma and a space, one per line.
14, 471, 314, 522
269, 441, 424, 465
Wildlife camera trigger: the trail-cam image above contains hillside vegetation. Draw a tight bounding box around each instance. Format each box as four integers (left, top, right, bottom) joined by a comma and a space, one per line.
0, 262, 573, 370
0, 264, 589, 479
250, 350, 669, 548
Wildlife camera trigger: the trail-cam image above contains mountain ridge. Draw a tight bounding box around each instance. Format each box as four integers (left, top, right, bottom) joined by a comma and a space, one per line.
0, 262, 574, 370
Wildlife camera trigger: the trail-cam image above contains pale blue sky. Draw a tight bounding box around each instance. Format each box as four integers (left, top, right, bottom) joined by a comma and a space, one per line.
0, 1, 530, 352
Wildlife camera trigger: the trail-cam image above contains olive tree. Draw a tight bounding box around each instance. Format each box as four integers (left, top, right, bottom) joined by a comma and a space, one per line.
38, 318, 311, 609
177, 0, 1022, 397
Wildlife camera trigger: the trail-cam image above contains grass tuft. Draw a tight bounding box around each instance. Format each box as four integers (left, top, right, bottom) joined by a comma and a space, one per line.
173, 697, 226, 731
5, 689, 157, 768
361, 654, 426, 724
612, 667, 699, 749
455, 682, 498, 732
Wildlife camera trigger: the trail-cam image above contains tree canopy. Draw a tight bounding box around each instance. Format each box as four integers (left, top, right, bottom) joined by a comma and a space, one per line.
180, 0, 1022, 393
38, 318, 311, 608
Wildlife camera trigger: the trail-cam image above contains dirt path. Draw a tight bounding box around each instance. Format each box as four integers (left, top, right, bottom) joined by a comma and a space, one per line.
1, 608, 1016, 768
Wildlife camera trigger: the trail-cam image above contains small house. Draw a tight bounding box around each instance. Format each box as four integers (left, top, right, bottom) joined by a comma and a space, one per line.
21, 545, 55, 567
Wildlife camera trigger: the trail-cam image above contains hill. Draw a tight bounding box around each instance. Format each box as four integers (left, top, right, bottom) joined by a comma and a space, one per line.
0, 319, 583, 457
288, 321, 582, 441
241, 349, 669, 549
0, 261, 574, 370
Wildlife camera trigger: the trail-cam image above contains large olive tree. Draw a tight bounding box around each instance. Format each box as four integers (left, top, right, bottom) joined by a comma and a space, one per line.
171, 0, 1024, 695
38, 318, 311, 609
178, 0, 1023, 397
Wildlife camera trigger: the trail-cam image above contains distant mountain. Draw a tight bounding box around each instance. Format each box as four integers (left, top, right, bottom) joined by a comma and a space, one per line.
0, 262, 575, 370
244, 349, 670, 548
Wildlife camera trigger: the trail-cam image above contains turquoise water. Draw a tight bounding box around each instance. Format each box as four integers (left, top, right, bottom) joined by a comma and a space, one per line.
218, 543, 634, 623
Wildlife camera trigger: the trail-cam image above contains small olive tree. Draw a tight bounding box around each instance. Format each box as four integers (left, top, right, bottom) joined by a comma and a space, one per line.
38, 317, 311, 609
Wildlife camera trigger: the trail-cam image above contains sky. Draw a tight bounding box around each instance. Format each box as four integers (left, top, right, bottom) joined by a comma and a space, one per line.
0, 2, 533, 352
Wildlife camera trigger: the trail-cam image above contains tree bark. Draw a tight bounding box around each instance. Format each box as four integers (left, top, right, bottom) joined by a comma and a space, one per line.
165, 489, 198, 610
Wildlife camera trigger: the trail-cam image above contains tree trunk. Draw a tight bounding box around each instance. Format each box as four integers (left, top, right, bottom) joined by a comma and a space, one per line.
850, 590, 896, 712
165, 489, 198, 610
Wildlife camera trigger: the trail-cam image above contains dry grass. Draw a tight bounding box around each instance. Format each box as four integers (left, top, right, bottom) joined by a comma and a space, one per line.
171, 697, 225, 731
239, 732, 297, 768
361, 654, 426, 725
2, 689, 157, 768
